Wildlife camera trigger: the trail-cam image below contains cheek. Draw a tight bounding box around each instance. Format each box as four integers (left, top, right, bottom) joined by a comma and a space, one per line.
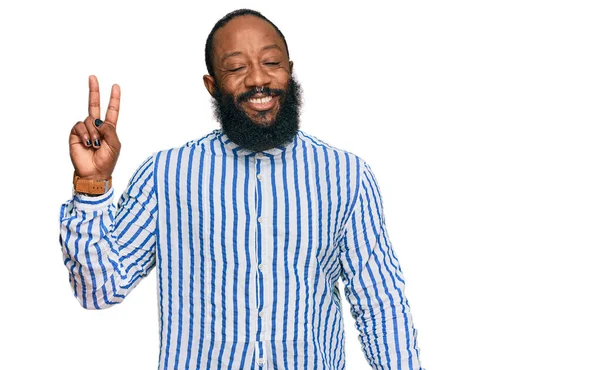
272, 70, 291, 84
219, 75, 246, 95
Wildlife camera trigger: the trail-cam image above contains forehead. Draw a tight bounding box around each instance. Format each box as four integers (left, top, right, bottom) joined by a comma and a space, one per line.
212, 15, 287, 59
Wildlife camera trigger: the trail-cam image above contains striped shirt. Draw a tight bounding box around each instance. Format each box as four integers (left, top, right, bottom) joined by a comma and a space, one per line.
59, 129, 422, 370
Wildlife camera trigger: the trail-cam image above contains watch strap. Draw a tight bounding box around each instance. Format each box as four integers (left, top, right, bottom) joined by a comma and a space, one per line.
73, 173, 112, 195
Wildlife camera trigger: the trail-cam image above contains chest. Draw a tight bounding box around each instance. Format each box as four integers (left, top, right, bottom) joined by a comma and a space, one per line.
153, 150, 356, 284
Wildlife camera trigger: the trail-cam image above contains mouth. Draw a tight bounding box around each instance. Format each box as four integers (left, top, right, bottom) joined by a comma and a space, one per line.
242, 94, 279, 112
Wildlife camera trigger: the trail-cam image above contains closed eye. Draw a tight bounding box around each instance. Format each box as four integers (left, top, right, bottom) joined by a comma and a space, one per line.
228, 66, 245, 72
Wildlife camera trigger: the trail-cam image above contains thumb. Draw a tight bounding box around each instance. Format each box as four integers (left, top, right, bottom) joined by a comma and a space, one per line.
94, 118, 121, 151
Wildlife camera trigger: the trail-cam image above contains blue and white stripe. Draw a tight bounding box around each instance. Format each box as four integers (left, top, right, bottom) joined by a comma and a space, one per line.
59, 129, 422, 369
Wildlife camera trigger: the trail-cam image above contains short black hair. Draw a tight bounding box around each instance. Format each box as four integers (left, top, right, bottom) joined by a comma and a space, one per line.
204, 9, 289, 77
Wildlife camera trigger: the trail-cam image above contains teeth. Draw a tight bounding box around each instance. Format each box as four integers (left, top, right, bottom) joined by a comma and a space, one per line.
248, 96, 273, 104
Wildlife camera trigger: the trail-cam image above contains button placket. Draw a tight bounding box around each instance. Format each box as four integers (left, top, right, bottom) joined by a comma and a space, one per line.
254, 151, 276, 362
254, 341, 265, 368
255, 153, 266, 361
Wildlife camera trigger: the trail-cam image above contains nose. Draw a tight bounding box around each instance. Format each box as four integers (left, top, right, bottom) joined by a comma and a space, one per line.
244, 63, 271, 89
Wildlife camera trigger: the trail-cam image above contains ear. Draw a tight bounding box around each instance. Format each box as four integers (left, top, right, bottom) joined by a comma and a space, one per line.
203, 74, 217, 97
289, 60, 294, 73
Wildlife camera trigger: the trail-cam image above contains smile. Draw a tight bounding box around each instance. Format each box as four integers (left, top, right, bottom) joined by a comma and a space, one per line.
244, 95, 278, 112
248, 96, 273, 104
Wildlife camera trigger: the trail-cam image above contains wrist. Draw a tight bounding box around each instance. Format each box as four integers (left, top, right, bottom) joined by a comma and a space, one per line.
74, 170, 112, 181
73, 172, 112, 195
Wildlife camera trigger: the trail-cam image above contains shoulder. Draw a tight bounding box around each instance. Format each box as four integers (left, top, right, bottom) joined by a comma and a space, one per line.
296, 131, 366, 162
295, 130, 370, 171
182, 129, 222, 150
153, 130, 219, 160
142, 130, 223, 181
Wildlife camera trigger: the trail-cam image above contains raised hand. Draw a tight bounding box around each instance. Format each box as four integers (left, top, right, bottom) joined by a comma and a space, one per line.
69, 75, 121, 180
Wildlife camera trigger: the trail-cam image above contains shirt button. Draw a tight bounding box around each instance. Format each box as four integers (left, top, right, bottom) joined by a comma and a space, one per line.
260, 334, 265, 341
257, 173, 263, 180
257, 358, 265, 365
256, 153, 264, 159
258, 216, 263, 223
258, 264, 263, 271
259, 310, 264, 318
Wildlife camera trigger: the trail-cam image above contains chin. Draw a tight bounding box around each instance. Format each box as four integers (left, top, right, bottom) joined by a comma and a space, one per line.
247, 109, 279, 127
251, 118, 276, 127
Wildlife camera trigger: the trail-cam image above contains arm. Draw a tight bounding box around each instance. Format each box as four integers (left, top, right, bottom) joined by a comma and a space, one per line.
59, 156, 157, 309
60, 75, 157, 309
339, 160, 422, 369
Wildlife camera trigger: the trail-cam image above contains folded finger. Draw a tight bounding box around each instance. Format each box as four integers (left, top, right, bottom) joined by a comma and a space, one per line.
71, 121, 92, 147
83, 116, 101, 148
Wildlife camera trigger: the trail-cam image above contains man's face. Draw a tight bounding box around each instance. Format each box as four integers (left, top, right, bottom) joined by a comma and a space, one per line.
204, 15, 293, 126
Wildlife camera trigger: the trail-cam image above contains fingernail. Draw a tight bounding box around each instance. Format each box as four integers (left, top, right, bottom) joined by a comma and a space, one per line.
86, 139, 92, 146
94, 139, 101, 147
94, 119, 104, 127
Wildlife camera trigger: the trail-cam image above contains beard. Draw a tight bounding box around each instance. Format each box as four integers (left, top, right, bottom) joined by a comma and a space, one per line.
211, 75, 302, 152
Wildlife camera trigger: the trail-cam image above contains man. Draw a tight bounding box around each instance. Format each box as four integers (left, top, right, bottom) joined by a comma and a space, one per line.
60, 9, 422, 370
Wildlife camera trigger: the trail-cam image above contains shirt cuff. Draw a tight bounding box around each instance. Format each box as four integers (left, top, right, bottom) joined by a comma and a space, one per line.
72, 187, 115, 211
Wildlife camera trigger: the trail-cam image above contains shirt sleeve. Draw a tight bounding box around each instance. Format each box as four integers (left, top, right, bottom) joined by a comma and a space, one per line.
339, 160, 422, 369
59, 155, 158, 310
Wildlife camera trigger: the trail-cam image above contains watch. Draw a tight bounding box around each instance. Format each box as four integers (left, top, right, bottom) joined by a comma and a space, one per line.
73, 173, 112, 195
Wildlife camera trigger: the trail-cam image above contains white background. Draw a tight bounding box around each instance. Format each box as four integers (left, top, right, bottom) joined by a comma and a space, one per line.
1, 1, 599, 369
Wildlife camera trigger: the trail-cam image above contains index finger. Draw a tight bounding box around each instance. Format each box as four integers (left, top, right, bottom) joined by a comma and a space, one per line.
88, 75, 101, 118
104, 83, 121, 128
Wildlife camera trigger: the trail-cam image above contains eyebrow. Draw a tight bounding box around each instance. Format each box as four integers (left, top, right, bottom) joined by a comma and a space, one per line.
221, 51, 242, 63
220, 44, 284, 63
262, 44, 283, 53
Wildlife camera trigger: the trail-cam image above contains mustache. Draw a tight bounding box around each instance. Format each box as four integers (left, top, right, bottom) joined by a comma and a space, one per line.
236, 86, 285, 105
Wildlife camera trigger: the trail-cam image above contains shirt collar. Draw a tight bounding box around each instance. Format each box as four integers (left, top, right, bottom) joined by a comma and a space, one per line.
214, 129, 297, 157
